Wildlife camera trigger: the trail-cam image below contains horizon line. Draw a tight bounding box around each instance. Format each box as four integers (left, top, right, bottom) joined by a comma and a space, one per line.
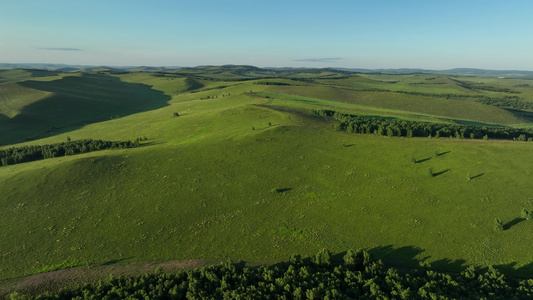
1, 62, 533, 73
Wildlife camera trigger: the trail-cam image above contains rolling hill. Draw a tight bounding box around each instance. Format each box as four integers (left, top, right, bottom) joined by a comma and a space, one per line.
2, 66, 533, 284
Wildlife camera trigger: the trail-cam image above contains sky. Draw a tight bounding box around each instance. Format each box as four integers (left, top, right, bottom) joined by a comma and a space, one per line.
1, 0, 533, 70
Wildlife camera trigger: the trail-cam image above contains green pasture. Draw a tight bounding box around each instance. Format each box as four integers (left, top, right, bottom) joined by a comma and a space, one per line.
0, 73, 172, 145
2, 68, 533, 281
265, 85, 527, 125
0, 69, 64, 84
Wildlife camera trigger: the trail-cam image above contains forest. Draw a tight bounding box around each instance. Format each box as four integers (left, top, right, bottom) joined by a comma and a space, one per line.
315, 110, 533, 141
9, 250, 533, 299
0, 139, 140, 167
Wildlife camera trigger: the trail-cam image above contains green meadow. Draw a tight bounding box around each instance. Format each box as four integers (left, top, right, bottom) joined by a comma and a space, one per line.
2, 67, 533, 281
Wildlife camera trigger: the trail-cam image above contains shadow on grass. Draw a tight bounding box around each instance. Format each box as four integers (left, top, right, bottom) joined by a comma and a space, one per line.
358, 244, 533, 277
343, 144, 355, 147
494, 261, 533, 277
272, 188, 293, 193
435, 150, 451, 157
329, 245, 467, 274
433, 169, 450, 176
1, 73, 171, 145
101, 258, 133, 266
503, 218, 525, 231
415, 157, 431, 163
470, 173, 484, 180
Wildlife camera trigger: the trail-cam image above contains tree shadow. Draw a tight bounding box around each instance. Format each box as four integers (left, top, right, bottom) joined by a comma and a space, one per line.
1, 73, 171, 145
470, 173, 484, 180
505, 108, 533, 123
495, 261, 533, 278
415, 157, 431, 163
331, 245, 467, 274
261, 244, 533, 279
100, 257, 133, 266
503, 217, 525, 231
366, 245, 426, 267
273, 188, 293, 193
435, 150, 451, 157
433, 169, 450, 176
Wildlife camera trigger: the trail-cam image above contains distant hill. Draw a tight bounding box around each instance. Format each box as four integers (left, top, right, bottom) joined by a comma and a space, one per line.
333, 67, 533, 78
3, 63, 533, 78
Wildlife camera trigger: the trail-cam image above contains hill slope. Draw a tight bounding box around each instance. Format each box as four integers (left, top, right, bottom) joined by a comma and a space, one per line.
1, 70, 533, 281
0, 73, 176, 144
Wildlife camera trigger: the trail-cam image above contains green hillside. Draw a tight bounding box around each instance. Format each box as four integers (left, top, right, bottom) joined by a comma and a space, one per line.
2, 67, 533, 281
0, 73, 173, 145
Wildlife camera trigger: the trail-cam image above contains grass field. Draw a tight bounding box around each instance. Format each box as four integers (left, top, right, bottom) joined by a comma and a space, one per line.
0, 72, 173, 145
2, 67, 533, 281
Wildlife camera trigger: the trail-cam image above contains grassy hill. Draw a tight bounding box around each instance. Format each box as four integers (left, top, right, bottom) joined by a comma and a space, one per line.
2, 66, 533, 281
0, 72, 178, 145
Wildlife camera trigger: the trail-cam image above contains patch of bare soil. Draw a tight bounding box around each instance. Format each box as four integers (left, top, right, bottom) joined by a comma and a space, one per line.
0, 259, 221, 299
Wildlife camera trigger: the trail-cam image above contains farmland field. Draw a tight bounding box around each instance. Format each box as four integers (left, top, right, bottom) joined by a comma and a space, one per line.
2, 66, 533, 285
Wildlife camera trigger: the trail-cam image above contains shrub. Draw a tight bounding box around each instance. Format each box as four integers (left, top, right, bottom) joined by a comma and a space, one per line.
521, 209, 533, 220
494, 218, 504, 231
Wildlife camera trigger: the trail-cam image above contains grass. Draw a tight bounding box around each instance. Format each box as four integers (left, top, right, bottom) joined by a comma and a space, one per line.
0, 73, 172, 145
0, 83, 53, 118
265, 85, 527, 125
2, 69, 533, 280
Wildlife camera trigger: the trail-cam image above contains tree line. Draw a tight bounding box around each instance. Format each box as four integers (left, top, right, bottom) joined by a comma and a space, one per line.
10, 249, 533, 299
353, 85, 522, 102
343, 84, 532, 111
475, 97, 533, 110
452, 79, 521, 94
0, 139, 140, 167
315, 110, 533, 141
254, 81, 293, 86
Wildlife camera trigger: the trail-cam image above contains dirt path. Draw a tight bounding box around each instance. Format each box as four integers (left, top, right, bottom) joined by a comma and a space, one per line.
0, 259, 227, 298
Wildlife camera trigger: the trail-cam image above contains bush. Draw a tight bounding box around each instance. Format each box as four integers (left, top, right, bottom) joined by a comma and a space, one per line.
521, 209, 533, 220
494, 218, 504, 231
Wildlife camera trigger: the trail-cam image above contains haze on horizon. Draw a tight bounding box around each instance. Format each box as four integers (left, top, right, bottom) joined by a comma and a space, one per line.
1, 0, 533, 71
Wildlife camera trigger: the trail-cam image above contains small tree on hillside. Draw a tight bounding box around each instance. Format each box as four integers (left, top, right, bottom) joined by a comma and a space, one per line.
494, 218, 504, 231
521, 209, 533, 220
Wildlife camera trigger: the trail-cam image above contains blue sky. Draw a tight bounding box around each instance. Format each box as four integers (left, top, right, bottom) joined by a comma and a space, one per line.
1, 0, 533, 69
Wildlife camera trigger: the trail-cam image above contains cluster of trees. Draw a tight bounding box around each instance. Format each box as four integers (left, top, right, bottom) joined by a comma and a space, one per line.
254, 81, 293, 86
453, 80, 520, 94
314, 110, 533, 141
199, 93, 231, 100
350, 83, 527, 105
12, 249, 533, 299
476, 97, 533, 110
0, 139, 140, 167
